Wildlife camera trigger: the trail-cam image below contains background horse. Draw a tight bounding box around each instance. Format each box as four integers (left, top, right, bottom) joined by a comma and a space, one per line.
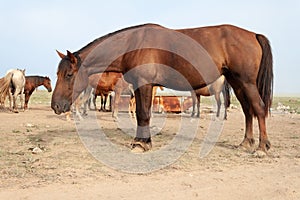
87, 72, 134, 118
51, 24, 273, 154
65, 72, 133, 120
0, 69, 26, 113
191, 75, 230, 119
24, 76, 52, 109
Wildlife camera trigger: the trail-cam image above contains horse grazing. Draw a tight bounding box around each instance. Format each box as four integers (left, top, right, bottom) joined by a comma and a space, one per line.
0, 69, 26, 112
24, 76, 52, 109
191, 75, 230, 119
51, 24, 273, 154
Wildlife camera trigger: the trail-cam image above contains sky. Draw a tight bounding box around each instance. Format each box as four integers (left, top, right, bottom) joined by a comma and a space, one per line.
0, 0, 299, 95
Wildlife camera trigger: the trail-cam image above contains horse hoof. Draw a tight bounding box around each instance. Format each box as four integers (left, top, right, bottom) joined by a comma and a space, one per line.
130, 141, 152, 153
253, 150, 267, 158
131, 145, 145, 153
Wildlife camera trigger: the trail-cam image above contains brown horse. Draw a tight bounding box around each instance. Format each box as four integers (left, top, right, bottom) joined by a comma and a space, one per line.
191, 75, 230, 119
51, 24, 273, 153
88, 72, 134, 118
65, 72, 133, 120
24, 76, 52, 109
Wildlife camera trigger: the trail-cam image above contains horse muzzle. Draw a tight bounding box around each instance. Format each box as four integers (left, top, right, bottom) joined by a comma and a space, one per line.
51, 100, 71, 115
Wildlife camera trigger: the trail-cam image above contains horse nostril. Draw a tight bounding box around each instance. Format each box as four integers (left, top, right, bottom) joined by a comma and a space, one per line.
63, 103, 69, 112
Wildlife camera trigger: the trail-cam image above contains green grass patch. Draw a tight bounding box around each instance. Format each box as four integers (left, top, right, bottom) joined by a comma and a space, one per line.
28, 90, 52, 105
272, 96, 300, 113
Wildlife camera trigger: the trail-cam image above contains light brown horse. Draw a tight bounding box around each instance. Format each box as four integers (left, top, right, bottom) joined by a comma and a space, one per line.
65, 72, 133, 120
51, 24, 273, 153
24, 76, 52, 109
88, 72, 134, 118
191, 75, 230, 119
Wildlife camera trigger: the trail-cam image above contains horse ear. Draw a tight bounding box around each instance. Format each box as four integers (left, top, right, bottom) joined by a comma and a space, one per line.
67, 50, 77, 64
56, 50, 66, 59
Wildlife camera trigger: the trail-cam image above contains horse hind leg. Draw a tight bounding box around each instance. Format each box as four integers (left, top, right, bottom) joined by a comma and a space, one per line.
215, 93, 221, 118
190, 92, 196, 117
243, 83, 271, 153
11, 88, 19, 113
19, 90, 25, 111
196, 94, 200, 118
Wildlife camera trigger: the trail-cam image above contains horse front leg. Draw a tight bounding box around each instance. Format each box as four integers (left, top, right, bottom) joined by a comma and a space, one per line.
24, 91, 31, 110
131, 84, 153, 152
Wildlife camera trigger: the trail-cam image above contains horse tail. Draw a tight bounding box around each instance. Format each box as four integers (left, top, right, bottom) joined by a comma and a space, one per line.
222, 79, 231, 109
0, 72, 13, 98
256, 34, 273, 116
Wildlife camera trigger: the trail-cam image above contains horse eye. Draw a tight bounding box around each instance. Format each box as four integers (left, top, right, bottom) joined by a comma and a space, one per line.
66, 73, 73, 78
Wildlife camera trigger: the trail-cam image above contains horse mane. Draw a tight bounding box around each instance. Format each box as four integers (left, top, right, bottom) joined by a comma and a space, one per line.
76, 23, 162, 54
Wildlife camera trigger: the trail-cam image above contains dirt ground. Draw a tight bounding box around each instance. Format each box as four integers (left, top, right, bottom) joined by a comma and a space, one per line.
0, 97, 299, 200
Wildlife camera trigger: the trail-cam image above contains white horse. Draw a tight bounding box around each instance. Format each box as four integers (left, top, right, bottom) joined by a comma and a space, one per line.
0, 69, 26, 113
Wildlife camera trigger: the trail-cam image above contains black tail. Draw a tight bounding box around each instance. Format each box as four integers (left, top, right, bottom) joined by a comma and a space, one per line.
222, 79, 231, 109
256, 34, 273, 116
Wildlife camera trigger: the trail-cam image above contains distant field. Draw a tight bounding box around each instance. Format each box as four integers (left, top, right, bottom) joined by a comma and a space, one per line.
29, 90, 300, 114
28, 90, 52, 105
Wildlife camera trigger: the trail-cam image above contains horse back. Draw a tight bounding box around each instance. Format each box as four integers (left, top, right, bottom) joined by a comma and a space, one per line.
176, 25, 262, 69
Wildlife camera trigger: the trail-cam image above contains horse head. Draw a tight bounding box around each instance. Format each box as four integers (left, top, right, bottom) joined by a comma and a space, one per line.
51, 50, 79, 114
44, 76, 52, 92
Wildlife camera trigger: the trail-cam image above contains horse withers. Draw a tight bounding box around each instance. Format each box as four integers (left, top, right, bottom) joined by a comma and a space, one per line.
51, 24, 273, 154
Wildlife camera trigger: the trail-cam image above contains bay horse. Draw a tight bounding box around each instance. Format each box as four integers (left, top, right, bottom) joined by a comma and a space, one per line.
191, 75, 231, 119
0, 69, 26, 113
51, 24, 273, 154
24, 76, 52, 109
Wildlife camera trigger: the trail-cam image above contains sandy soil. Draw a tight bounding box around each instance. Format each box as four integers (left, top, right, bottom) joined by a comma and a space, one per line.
0, 102, 299, 200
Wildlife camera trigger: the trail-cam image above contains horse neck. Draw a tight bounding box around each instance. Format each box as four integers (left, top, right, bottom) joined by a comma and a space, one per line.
75, 34, 124, 74
33, 77, 45, 87
76, 39, 104, 62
